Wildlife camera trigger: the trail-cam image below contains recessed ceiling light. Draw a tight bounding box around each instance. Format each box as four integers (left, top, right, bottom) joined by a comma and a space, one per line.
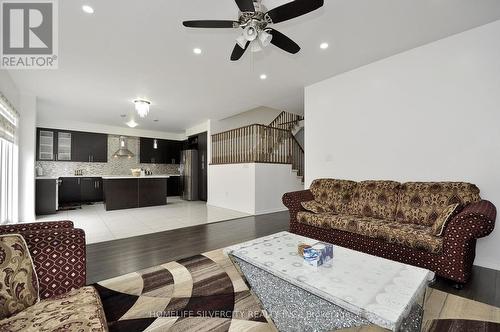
260, 74, 267, 80
126, 120, 138, 128
153, 119, 159, 122
82, 5, 94, 14
193, 48, 202, 55
320, 42, 329, 50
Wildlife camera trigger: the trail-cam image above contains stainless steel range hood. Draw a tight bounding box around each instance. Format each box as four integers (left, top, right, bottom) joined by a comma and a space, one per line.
113, 136, 135, 158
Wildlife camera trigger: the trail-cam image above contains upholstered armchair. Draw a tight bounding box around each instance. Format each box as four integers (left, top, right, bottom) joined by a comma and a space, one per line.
0, 221, 86, 299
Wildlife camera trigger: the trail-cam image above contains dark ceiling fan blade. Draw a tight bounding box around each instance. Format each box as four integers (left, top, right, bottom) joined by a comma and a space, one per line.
183, 20, 238, 28
235, 0, 255, 12
269, 29, 300, 54
230, 42, 250, 61
266, 0, 324, 24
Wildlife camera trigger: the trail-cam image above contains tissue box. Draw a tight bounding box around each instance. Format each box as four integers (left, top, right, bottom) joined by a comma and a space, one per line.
303, 242, 334, 267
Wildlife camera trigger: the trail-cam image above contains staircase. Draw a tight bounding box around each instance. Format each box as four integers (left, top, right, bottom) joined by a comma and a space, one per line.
211, 111, 305, 182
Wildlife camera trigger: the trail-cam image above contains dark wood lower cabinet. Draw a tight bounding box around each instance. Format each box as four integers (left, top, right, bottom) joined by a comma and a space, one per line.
103, 179, 138, 211
167, 177, 180, 196
59, 178, 81, 204
139, 178, 167, 208
80, 177, 103, 202
36, 179, 57, 215
103, 178, 167, 211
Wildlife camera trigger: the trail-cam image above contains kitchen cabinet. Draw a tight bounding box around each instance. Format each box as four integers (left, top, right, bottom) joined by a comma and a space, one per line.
36, 179, 57, 215
165, 141, 183, 164
139, 178, 167, 208
140, 138, 182, 164
103, 178, 139, 211
80, 177, 103, 202
37, 128, 107, 163
140, 137, 161, 163
37, 128, 73, 161
58, 178, 81, 204
72, 131, 107, 163
167, 177, 180, 196
59, 177, 103, 206
37, 129, 55, 161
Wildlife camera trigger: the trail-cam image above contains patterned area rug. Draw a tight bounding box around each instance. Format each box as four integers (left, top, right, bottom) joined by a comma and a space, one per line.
94, 250, 272, 332
96, 248, 500, 332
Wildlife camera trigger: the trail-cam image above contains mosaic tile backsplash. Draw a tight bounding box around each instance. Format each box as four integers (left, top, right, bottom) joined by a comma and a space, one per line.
36, 135, 180, 177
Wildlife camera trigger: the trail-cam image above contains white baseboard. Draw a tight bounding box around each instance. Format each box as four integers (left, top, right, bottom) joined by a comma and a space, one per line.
254, 207, 288, 215
474, 257, 500, 271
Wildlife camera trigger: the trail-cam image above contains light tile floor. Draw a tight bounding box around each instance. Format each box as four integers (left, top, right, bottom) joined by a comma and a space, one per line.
35, 197, 249, 244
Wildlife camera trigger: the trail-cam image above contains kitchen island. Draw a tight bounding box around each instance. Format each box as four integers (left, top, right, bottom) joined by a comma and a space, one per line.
102, 176, 170, 211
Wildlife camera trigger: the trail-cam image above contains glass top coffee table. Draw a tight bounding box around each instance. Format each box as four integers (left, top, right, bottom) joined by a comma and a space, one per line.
225, 232, 434, 332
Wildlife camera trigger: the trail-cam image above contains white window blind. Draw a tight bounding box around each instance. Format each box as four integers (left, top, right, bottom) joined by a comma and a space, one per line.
0, 93, 19, 224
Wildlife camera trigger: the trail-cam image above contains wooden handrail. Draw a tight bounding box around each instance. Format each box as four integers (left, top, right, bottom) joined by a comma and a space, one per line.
211, 112, 305, 180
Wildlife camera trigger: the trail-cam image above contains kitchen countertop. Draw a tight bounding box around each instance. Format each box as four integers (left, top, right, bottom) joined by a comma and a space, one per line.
36, 174, 180, 180
102, 175, 172, 179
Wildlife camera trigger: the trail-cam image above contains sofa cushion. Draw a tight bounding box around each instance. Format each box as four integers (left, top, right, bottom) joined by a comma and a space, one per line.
0, 286, 108, 332
377, 222, 443, 254
349, 180, 401, 220
296, 212, 443, 254
0, 234, 39, 320
301, 200, 332, 214
396, 182, 481, 226
309, 179, 358, 214
297, 211, 334, 228
297, 212, 392, 236
432, 203, 462, 237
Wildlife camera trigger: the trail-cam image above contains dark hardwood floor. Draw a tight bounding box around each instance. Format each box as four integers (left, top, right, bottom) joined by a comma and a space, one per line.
87, 211, 500, 308
86, 212, 289, 284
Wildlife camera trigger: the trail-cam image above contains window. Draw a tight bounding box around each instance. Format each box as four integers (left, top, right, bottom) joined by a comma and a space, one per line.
0, 93, 19, 224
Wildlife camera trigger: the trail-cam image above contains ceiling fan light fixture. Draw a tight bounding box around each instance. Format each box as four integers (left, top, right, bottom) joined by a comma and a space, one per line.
250, 40, 263, 53
259, 30, 273, 47
243, 25, 258, 42
134, 99, 151, 118
236, 34, 247, 49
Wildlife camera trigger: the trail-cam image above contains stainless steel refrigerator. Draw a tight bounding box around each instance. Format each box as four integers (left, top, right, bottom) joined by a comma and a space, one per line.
180, 150, 199, 201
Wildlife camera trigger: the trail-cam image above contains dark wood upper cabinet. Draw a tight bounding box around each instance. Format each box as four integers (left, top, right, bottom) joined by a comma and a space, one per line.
37, 128, 107, 163
140, 137, 160, 163
72, 131, 107, 163
140, 138, 182, 164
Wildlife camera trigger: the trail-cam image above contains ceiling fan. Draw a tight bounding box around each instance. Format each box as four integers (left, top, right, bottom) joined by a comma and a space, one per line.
183, 0, 324, 61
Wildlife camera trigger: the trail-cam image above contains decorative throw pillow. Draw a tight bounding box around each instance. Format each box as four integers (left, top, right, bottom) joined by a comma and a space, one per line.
432, 204, 462, 237
0, 234, 39, 319
301, 200, 332, 214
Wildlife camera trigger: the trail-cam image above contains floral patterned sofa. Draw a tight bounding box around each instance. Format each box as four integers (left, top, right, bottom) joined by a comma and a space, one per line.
0, 221, 108, 331
283, 179, 497, 287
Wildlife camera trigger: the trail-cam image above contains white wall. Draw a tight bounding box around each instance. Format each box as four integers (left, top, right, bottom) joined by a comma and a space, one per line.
305, 20, 500, 270
208, 164, 256, 214
211, 106, 282, 134
18, 95, 37, 221
208, 163, 303, 215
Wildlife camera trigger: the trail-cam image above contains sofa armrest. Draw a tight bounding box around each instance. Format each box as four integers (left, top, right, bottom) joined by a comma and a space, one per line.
0, 220, 74, 233
282, 190, 314, 223
20, 228, 86, 300
444, 200, 496, 240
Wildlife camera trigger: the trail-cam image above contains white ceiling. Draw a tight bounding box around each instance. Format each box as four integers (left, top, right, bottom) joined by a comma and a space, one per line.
8, 0, 500, 133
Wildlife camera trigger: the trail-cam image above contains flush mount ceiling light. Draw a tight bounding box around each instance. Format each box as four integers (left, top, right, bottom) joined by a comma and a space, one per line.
134, 99, 151, 118
320, 42, 329, 49
183, 0, 324, 61
82, 5, 94, 14
126, 120, 138, 128
193, 48, 202, 54
260, 74, 267, 80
